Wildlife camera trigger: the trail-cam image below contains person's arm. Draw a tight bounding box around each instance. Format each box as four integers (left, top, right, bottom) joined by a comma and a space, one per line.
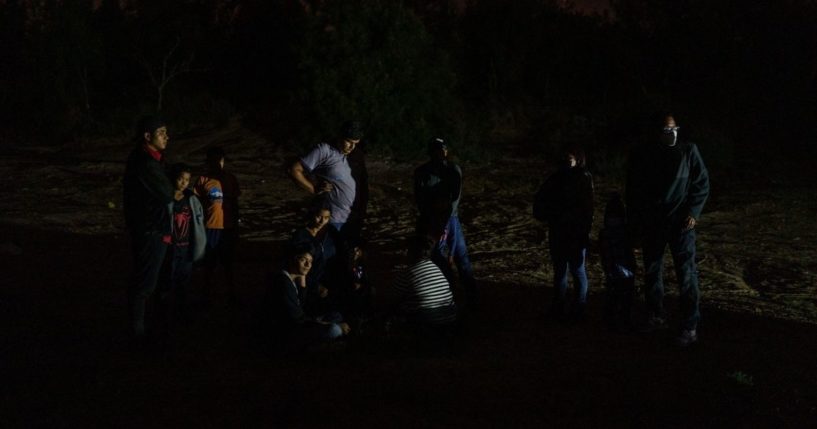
451, 164, 463, 205
581, 171, 595, 233
284, 274, 307, 323
683, 144, 710, 230
289, 160, 317, 194
138, 161, 174, 204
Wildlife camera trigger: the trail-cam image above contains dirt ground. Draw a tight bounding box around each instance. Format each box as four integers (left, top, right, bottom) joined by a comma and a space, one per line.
1, 124, 816, 427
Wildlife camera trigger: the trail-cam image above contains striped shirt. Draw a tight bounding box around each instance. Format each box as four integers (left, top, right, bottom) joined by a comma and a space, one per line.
394, 259, 456, 323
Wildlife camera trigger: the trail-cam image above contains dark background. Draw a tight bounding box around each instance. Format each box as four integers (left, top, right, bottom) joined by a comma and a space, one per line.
2, 0, 815, 167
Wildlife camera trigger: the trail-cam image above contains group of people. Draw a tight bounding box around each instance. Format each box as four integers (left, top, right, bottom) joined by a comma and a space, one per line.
271, 122, 474, 349
123, 118, 476, 350
534, 114, 710, 346
123, 113, 709, 350
123, 117, 240, 341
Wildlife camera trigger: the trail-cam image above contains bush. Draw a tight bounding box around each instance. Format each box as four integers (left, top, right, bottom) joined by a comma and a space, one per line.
292, 0, 463, 159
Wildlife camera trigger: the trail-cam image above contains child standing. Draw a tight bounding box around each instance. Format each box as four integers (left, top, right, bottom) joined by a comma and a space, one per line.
599, 193, 637, 331
194, 147, 241, 304
159, 163, 206, 322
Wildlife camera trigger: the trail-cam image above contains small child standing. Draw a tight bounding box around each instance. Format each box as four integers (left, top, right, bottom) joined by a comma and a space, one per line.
159, 163, 206, 322
599, 193, 637, 331
194, 146, 241, 304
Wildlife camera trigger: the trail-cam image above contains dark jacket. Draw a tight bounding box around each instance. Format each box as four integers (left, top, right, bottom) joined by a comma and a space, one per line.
414, 160, 463, 236
289, 227, 337, 315
625, 141, 710, 227
533, 166, 594, 247
123, 145, 174, 235
265, 269, 307, 329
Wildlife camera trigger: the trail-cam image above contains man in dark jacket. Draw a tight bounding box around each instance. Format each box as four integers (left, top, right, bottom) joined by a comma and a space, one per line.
414, 137, 477, 305
123, 116, 177, 339
626, 114, 710, 346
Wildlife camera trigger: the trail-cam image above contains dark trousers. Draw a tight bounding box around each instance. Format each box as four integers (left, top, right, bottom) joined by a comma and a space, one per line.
158, 245, 192, 321
642, 225, 700, 330
128, 232, 168, 336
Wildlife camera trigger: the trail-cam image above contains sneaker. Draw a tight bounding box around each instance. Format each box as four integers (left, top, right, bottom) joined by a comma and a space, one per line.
638, 316, 668, 333
675, 329, 698, 347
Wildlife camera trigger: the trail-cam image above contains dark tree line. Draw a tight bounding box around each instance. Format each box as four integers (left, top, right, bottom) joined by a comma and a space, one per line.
1, 0, 815, 164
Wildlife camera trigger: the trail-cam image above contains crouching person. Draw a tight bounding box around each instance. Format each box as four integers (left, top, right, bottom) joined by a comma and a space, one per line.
388, 236, 458, 348
264, 245, 351, 351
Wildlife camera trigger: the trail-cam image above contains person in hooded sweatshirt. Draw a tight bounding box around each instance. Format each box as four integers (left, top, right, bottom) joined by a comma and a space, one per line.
533, 144, 594, 322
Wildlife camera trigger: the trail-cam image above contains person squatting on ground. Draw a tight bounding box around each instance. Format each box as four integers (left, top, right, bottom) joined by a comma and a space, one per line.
413, 137, 477, 305
263, 245, 351, 351
123, 116, 175, 339
599, 193, 636, 331
194, 146, 241, 304
626, 114, 710, 346
289, 121, 363, 240
157, 163, 206, 326
533, 144, 594, 321
388, 235, 458, 336
289, 199, 337, 317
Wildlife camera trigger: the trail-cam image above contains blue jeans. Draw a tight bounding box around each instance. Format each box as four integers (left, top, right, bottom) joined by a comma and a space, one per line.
159, 244, 192, 314
550, 245, 588, 306
432, 216, 476, 299
642, 224, 700, 330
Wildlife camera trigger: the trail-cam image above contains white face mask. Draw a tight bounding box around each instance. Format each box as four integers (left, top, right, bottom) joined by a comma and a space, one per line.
661, 129, 678, 146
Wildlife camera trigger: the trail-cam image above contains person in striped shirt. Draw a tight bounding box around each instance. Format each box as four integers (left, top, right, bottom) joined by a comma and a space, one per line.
391, 236, 458, 326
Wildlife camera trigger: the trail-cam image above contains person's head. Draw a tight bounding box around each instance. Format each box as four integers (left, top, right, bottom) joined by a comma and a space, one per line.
170, 163, 192, 192
137, 116, 168, 152
337, 120, 363, 156
427, 137, 448, 162
287, 244, 314, 276
206, 146, 226, 172
660, 114, 679, 147
561, 144, 586, 169
306, 199, 332, 230
407, 234, 436, 262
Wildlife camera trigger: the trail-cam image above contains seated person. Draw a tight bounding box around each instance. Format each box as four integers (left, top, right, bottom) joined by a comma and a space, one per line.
263, 244, 350, 349
289, 200, 337, 316
333, 238, 375, 330
390, 235, 457, 327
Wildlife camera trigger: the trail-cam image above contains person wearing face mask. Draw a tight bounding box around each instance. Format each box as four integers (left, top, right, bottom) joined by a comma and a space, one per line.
625, 114, 710, 347
533, 144, 595, 322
